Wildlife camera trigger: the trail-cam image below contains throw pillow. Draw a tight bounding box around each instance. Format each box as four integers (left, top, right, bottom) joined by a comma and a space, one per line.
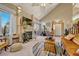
72, 35, 79, 45
65, 34, 75, 40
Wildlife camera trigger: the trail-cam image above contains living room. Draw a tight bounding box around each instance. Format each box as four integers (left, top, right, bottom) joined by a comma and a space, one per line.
0, 3, 79, 56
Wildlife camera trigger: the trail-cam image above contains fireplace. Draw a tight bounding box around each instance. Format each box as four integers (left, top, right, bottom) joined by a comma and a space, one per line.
22, 31, 32, 43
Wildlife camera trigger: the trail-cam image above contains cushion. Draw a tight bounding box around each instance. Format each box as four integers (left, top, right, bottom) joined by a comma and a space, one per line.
72, 35, 79, 45
65, 34, 75, 40
76, 49, 79, 53
73, 49, 79, 56
10, 43, 23, 52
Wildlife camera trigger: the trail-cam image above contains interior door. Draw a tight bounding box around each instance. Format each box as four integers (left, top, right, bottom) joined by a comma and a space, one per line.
53, 21, 64, 36
54, 24, 62, 36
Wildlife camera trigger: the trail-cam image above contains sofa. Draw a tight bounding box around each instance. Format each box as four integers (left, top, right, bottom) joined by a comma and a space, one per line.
61, 34, 79, 56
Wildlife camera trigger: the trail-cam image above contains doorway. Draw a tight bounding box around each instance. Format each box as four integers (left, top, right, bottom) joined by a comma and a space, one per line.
52, 21, 64, 36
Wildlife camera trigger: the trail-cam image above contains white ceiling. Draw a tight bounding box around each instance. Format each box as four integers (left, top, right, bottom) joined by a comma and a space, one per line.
73, 3, 79, 20
13, 3, 58, 20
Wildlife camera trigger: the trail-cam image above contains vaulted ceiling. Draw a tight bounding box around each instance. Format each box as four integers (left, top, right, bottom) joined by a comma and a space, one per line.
13, 3, 58, 20
73, 3, 79, 16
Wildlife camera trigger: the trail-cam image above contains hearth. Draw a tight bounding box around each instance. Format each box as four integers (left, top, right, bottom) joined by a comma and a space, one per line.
22, 31, 32, 43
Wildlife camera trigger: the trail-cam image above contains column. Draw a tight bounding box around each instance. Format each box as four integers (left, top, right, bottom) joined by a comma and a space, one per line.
12, 15, 17, 34
17, 13, 23, 42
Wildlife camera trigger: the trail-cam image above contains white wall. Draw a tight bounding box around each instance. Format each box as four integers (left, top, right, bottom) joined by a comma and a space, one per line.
41, 3, 73, 33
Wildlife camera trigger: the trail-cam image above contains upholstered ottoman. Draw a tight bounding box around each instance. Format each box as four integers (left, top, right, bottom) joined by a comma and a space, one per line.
10, 43, 23, 52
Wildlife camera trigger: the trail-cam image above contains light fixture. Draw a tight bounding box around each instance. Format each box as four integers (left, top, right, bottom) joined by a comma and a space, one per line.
40, 3, 46, 7
17, 6, 22, 10
18, 9, 22, 13
17, 6, 22, 13
55, 19, 59, 23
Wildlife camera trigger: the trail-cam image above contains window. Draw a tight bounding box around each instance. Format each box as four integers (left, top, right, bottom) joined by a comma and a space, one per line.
0, 11, 11, 35
0, 11, 10, 27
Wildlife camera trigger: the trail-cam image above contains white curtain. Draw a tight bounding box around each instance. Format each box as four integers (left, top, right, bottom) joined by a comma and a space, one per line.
12, 15, 16, 34
9, 14, 16, 44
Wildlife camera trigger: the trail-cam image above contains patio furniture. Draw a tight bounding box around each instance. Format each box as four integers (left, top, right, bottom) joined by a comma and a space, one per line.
10, 43, 23, 52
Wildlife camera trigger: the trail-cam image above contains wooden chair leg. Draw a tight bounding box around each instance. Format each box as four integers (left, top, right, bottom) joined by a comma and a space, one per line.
4, 46, 8, 51
0, 49, 2, 54
63, 49, 66, 55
